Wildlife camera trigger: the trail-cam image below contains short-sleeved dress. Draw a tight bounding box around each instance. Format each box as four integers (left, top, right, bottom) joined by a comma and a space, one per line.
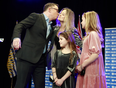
76, 31, 107, 88
52, 50, 77, 88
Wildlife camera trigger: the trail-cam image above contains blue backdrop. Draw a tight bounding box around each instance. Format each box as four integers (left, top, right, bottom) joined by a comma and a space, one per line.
105, 28, 116, 88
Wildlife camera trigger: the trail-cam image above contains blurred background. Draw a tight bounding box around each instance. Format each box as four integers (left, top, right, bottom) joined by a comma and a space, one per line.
1, 0, 116, 88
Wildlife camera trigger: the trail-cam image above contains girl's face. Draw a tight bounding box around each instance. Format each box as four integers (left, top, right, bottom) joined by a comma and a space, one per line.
59, 35, 68, 48
58, 10, 66, 22
81, 15, 86, 29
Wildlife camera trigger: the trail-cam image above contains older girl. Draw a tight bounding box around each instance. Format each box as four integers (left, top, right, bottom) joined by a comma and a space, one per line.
76, 11, 107, 88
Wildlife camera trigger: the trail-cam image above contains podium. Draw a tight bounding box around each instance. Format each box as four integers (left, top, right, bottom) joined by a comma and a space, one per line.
105, 28, 116, 88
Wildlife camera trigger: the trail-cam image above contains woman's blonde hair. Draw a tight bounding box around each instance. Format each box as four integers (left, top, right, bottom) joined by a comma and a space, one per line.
83, 11, 104, 47
56, 8, 75, 30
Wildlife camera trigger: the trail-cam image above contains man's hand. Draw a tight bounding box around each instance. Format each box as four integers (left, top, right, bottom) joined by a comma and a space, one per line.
13, 38, 21, 50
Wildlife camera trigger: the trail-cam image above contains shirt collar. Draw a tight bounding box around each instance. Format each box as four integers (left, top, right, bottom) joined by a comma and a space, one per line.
43, 13, 52, 25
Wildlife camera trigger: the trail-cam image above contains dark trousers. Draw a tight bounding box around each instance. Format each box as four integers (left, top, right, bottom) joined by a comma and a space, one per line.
15, 54, 46, 88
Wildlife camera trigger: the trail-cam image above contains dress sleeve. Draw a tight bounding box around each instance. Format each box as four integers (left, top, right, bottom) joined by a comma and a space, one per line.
88, 32, 102, 55
51, 50, 57, 68
67, 51, 78, 73
72, 29, 82, 48
12, 13, 37, 39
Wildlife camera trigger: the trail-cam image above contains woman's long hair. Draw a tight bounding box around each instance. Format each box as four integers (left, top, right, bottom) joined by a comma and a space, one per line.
83, 11, 104, 47
59, 31, 78, 64
56, 8, 75, 30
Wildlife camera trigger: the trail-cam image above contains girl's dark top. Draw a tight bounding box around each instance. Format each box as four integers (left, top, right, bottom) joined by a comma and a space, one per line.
51, 50, 77, 88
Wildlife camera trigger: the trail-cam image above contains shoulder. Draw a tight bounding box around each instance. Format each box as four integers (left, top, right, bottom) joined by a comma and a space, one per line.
71, 28, 79, 35
71, 28, 80, 39
89, 31, 99, 37
56, 50, 61, 53
88, 31, 100, 41
72, 51, 78, 58
72, 51, 77, 55
30, 12, 43, 17
29, 12, 38, 16
89, 31, 98, 35
55, 50, 62, 56
28, 12, 42, 19
71, 28, 77, 32
72, 51, 75, 54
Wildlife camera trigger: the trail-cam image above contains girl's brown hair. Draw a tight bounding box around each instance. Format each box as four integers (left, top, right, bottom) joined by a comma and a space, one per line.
59, 31, 78, 63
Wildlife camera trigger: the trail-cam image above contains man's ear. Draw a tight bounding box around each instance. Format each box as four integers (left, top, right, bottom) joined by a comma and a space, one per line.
48, 7, 51, 13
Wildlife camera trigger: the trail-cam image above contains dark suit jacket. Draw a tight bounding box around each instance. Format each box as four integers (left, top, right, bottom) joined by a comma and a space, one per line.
12, 13, 56, 64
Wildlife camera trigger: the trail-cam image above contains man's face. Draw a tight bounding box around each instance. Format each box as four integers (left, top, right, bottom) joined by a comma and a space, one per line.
50, 5, 59, 20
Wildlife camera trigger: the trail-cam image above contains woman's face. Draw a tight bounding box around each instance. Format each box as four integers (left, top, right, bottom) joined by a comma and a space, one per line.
58, 10, 66, 22
81, 15, 86, 29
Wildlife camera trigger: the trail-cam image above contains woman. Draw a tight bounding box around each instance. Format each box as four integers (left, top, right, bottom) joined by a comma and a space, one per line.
76, 11, 107, 88
51, 8, 82, 60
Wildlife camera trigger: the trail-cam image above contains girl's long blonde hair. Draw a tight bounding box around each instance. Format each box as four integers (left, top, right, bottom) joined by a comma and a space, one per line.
56, 8, 75, 30
83, 11, 104, 47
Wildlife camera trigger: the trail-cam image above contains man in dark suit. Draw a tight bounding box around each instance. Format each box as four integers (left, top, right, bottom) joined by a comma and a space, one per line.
12, 3, 59, 88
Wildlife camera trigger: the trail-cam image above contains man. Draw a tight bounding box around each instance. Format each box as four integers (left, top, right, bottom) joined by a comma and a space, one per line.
12, 3, 59, 88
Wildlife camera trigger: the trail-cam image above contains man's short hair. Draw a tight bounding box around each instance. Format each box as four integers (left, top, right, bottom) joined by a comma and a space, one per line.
43, 3, 59, 12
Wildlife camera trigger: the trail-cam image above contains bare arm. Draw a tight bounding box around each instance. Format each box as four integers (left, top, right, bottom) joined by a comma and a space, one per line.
76, 53, 98, 72
52, 67, 57, 81
61, 70, 71, 81
55, 70, 72, 87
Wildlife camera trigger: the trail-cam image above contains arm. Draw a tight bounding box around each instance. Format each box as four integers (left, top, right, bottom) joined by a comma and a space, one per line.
52, 67, 57, 81
55, 71, 72, 86
76, 32, 100, 72
61, 71, 71, 81
76, 53, 98, 72
82, 53, 98, 69
12, 13, 37, 50
51, 51, 58, 82
72, 29, 82, 48
56, 51, 78, 86
12, 13, 37, 39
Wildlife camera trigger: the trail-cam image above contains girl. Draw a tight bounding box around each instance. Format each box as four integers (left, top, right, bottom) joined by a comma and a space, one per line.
51, 31, 78, 88
76, 11, 107, 88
